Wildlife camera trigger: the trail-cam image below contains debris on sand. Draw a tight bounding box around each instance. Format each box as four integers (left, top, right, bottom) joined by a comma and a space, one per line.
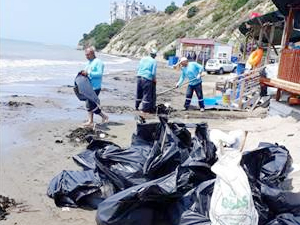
0, 195, 17, 220
101, 106, 135, 114
66, 126, 117, 144
1, 101, 34, 107
66, 127, 95, 143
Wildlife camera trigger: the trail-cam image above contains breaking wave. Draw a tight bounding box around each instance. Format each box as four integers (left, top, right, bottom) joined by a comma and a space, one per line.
0, 59, 85, 68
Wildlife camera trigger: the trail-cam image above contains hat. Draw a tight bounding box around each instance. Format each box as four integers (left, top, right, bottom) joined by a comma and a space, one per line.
150, 48, 158, 55
179, 57, 188, 63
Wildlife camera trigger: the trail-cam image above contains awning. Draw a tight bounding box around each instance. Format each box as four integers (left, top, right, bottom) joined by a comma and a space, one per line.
239, 11, 300, 45
271, 0, 300, 30
271, 0, 299, 16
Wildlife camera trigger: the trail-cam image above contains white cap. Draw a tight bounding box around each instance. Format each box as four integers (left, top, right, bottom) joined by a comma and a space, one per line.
150, 48, 158, 55
179, 57, 188, 63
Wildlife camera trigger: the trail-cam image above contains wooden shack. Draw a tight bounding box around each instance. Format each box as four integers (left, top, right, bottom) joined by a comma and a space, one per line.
239, 0, 300, 103
262, 0, 300, 101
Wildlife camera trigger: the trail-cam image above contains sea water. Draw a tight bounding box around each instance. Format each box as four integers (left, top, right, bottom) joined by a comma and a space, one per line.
0, 39, 138, 151
0, 39, 138, 90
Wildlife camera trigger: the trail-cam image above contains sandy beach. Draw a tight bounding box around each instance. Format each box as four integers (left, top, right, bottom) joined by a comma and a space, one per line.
1, 66, 300, 225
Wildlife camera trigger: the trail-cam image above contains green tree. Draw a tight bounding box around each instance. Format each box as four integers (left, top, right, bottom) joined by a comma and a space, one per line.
187, 6, 199, 18
165, 2, 179, 15
79, 19, 125, 50
163, 48, 176, 60
231, 0, 249, 11
183, 0, 197, 6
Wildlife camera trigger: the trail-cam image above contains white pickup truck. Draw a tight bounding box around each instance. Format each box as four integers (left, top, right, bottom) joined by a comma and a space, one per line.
205, 59, 237, 74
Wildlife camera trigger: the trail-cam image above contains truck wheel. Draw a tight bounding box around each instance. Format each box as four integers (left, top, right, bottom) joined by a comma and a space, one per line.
219, 68, 224, 75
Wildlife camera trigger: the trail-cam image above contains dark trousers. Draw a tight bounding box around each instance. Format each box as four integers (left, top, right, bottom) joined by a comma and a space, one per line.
184, 83, 205, 109
86, 89, 101, 114
135, 77, 156, 113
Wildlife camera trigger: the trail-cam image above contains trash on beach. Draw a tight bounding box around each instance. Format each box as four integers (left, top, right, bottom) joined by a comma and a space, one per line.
209, 129, 258, 225
66, 127, 95, 143
74, 74, 100, 106
47, 170, 115, 209
1, 100, 34, 108
0, 195, 18, 220
55, 139, 63, 144
61, 207, 70, 212
48, 117, 300, 224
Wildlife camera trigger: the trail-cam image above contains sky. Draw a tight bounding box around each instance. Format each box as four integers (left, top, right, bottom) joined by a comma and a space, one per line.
0, 0, 184, 46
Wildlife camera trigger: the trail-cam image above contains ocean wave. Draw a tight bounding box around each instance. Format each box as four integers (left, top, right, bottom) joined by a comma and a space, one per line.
0, 74, 53, 84
104, 57, 132, 65
0, 57, 132, 68
0, 59, 85, 68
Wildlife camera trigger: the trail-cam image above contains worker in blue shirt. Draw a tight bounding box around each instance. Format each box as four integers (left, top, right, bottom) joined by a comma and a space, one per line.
176, 57, 205, 112
79, 47, 108, 127
135, 48, 157, 113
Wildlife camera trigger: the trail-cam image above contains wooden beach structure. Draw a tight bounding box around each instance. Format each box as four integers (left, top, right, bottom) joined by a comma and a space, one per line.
219, 0, 300, 110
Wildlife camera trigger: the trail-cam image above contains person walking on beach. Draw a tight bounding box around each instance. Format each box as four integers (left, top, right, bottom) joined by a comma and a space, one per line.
135, 48, 158, 114
175, 57, 205, 112
79, 47, 108, 127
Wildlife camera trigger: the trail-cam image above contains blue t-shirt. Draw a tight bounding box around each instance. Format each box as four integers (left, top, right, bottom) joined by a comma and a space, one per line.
177, 62, 203, 86
137, 56, 157, 81
85, 58, 104, 90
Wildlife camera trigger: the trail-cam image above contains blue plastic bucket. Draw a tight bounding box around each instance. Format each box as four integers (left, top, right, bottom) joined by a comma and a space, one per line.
168, 56, 178, 66
237, 63, 245, 75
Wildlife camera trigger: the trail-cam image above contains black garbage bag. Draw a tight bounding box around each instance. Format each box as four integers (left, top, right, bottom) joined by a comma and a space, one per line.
73, 150, 96, 170
95, 118, 193, 191
241, 142, 297, 224
241, 142, 292, 188
91, 122, 161, 191
182, 123, 217, 167
181, 123, 217, 186
96, 168, 193, 225
265, 213, 300, 225
131, 122, 159, 145
95, 144, 151, 191
47, 170, 115, 209
143, 120, 191, 179
180, 211, 211, 225
73, 140, 121, 171
74, 74, 101, 105
261, 183, 300, 216
176, 179, 214, 225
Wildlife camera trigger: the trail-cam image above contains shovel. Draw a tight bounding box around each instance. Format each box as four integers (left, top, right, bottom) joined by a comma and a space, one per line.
157, 77, 199, 96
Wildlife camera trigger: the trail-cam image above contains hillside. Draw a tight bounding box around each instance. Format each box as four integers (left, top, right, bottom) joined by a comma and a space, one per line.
86, 0, 276, 58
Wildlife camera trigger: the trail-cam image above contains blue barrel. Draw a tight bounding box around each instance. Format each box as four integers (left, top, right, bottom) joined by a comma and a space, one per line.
237, 63, 245, 75
231, 56, 238, 63
168, 56, 178, 66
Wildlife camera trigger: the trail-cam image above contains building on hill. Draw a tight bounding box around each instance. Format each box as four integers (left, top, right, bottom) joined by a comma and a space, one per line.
110, 0, 157, 24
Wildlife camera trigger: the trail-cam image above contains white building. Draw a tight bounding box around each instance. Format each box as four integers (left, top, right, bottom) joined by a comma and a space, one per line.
110, 0, 157, 24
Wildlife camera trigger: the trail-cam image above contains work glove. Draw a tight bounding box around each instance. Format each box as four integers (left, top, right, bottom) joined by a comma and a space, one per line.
197, 74, 201, 79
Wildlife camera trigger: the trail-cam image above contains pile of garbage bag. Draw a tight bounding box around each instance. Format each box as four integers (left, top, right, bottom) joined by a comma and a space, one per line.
47, 117, 300, 224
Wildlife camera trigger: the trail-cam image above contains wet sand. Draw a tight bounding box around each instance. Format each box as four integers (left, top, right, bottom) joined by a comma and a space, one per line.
1, 66, 300, 224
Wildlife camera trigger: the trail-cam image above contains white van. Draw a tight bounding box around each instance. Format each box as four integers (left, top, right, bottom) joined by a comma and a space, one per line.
205, 59, 237, 74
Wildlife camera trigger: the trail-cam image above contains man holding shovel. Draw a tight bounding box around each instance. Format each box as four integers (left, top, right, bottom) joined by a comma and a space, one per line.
175, 57, 205, 112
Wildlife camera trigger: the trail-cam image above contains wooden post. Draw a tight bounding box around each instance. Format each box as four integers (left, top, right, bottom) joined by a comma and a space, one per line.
265, 25, 275, 64
258, 26, 264, 47
283, 7, 294, 48
238, 79, 246, 109
276, 89, 281, 101
232, 80, 237, 103
243, 35, 249, 61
